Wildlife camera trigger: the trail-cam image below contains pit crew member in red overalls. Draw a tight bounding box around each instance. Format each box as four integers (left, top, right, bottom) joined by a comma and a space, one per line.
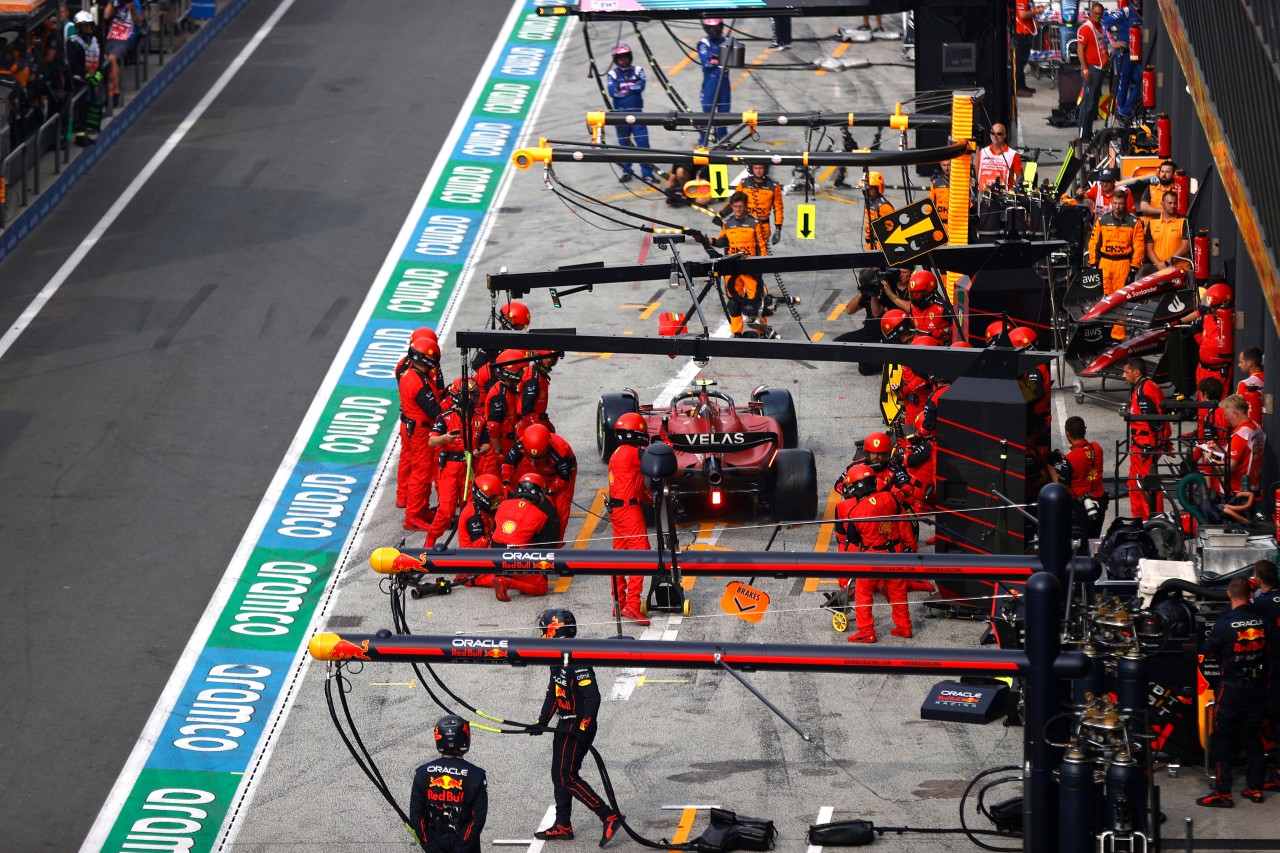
531, 609, 625, 846
396, 328, 441, 510
424, 378, 491, 549
502, 423, 577, 538
400, 336, 445, 531
834, 464, 912, 644
479, 474, 558, 601
479, 349, 526, 478
1122, 356, 1167, 519
608, 412, 653, 626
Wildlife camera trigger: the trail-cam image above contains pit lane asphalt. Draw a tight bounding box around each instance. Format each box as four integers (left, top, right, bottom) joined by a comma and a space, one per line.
0, 1, 512, 848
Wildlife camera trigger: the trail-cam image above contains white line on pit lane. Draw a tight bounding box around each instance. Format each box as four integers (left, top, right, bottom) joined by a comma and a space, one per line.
608, 320, 730, 701
805, 805, 835, 853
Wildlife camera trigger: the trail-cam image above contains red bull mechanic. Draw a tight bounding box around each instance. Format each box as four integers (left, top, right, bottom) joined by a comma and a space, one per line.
530, 609, 625, 846
410, 715, 488, 853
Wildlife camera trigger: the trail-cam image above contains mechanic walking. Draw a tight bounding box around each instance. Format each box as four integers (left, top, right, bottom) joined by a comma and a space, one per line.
531, 609, 626, 846
608, 412, 653, 626
410, 715, 488, 853
606, 45, 653, 182
710, 191, 769, 337
1197, 578, 1275, 807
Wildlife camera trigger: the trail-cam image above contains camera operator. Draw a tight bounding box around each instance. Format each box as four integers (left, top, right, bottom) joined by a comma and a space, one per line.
836, 268, 896, 375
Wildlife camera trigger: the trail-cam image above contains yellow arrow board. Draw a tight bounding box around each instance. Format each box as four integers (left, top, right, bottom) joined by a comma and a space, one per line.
795, 203, 816, 240
721, 581, 769, 623
708, 164, 730, 198
871, 197, 948, 266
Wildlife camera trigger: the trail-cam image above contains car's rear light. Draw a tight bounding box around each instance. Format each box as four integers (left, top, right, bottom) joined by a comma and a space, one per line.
711, 488, 722, 507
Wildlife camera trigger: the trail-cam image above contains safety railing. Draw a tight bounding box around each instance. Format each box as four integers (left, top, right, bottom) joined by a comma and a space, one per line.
0, 3, 195, 231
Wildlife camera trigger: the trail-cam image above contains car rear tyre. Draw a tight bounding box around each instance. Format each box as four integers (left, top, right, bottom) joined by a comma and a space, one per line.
597, 392, 640, 462
773, 448, 818, 522
751, 387, 799, 448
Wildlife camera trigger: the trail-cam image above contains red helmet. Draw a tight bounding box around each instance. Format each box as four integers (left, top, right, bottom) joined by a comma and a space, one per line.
535, 349, 561, 372
1008, 327, 1038, 349
908, 270, 937, 297
413, 327, 438, 343
984, 320, 1006, 343
615, 411, 648, 446
522, 423, 551, 458
917, 304, 949, 334
408, 336, 441, 367
909, 334, 939, 347
951, 340, 974, 348
880, 309, 912, 341
864, 432, 893, 454
450, 376, 479, 401
514, 472, 548, 499
500, 301, 531, 330
1203, 282, 1233, 309
494, 349, 527, 383
472, 474, 504, 513
842, 464, 878, 500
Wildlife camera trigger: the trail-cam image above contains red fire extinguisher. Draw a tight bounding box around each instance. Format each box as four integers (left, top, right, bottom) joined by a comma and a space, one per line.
1129, 26, 1142, 62
1273, 486, 1280, 526
1142, 67, 1156, 108
1174, 169, 1191, 215
1193, 231, 1211, 281
1156, 114, 1171, 158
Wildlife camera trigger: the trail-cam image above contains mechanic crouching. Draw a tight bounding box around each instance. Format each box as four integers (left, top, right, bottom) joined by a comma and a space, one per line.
468, 474, 558, 601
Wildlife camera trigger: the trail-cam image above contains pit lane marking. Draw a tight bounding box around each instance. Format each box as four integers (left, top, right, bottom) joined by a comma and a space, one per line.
804, 806, 836, 853
496, 804, 558, 850
815, 42, 851, 76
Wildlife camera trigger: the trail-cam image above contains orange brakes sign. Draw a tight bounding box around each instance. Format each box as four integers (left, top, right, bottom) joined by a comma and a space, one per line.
721, 581, 769, 623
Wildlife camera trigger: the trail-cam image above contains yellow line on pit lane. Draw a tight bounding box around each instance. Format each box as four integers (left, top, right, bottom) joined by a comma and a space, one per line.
668, 55, 693, 76
817, 191, 860, 206
670, 807, 698, 852
816, 41, 851, 76
559, 488, 609, 592
827, 304, 847, 322
805, 489, 845, 592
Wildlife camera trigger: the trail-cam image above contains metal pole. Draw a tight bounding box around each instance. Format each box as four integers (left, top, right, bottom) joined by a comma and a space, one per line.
1024, 571, 1067, 853
1037, 482, 1073, 583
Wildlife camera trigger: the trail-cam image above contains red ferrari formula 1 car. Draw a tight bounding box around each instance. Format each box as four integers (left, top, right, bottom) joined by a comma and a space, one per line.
596, 379, 818, 522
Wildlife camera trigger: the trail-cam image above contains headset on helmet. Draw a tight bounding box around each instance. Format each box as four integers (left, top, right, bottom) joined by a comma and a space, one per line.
842, 464, 879, 500
515, 471, 548, 499
1203, 282, 1233, 309
984, 320, 1007, 343
538, 607, 577, 638
408, 336, 441, 367
909, 334, 939, 347
880, 309, 912, 341
917, 304, 949, 334
494, 349, 527, 384
864, 432, 893, 455
471, 474, 504, 513
907, 270, 937, 297
522, 423, 551, 458
612, 43, 632, 56
500, 301, 531, 330
614, 411, 648, 446
74, 10, 94, 24
450, 376, 479, 401
865, 172, 885, 190
433, 714, 471, 755
1008, 327, 1038, 349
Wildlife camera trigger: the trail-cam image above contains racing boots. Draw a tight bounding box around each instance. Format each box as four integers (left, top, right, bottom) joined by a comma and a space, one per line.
890, 626, 913, 639
493, 577, 511, 602
600, 813, 624, 848
621, 606, 650, 627
535, 823, 575, 840
848, 631, 877, 643
1195, 791, 1233, 808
